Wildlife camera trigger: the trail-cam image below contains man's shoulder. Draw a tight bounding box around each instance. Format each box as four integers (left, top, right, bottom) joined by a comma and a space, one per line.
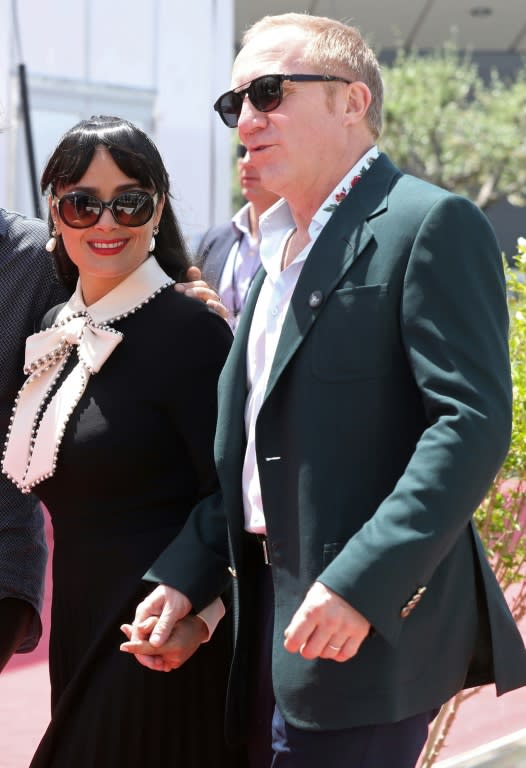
376, 154, 473, 210
399, 175, 489, 228
0, 208, 67, 309
195, 221, 237, 259
193, 221, 240, 287
0, 207, 48, 254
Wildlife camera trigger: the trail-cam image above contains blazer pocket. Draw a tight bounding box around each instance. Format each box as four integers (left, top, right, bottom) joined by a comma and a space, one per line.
311, 284, 391, 380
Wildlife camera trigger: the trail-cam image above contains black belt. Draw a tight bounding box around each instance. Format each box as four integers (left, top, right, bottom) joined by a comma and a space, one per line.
244, 531, 271, 566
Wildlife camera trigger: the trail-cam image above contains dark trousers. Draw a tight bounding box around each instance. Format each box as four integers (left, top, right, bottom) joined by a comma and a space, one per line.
246, 546, 436, 768
0, 597, 34, 672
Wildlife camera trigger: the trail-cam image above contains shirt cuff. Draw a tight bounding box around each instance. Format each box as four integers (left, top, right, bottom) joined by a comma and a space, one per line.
196, 597, 225, 642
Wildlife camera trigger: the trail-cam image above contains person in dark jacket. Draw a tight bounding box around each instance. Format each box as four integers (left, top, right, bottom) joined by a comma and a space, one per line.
0, 208, 67, 670
127, 15, 526, 766
195, 144, 280, 331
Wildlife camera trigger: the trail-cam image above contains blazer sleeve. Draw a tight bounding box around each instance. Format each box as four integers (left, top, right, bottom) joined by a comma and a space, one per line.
317, 194, 512, 645
143, 489, 230, 613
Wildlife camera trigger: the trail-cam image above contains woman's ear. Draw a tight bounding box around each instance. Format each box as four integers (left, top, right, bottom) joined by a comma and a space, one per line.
154, 193, 166, 228
48, 194, 59, 234
342, 81, 372, 127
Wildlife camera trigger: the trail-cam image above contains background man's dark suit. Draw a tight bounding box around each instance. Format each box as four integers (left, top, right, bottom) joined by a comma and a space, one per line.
194, 224, 240, 291
0, 209, 67, 668
147, 154, 526, 738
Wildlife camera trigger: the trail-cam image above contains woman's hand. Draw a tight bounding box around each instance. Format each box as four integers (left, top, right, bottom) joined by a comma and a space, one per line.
120, 613, 208, 672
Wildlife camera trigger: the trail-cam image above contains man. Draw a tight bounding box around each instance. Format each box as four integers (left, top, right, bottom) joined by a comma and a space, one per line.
122, 13, 526, 768
0, 206, 226, 672
195, 144, 280, 331
0, 209, 67, 670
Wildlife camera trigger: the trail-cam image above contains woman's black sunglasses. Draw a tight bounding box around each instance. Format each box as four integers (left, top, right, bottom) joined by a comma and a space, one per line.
53, 190, 158, 229
214, 73, 352, 128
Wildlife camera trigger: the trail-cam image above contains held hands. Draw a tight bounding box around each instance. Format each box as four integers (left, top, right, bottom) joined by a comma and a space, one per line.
120, 584, 196, 672
120, 614, 208, 672
284, 581, 371, 663
178, 266, 228, 321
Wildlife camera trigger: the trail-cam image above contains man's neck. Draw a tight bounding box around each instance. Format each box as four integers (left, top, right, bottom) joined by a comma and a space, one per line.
247, 204, 259, 238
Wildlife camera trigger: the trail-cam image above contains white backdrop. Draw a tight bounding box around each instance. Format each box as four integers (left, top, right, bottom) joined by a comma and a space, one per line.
0, 0, 234, 240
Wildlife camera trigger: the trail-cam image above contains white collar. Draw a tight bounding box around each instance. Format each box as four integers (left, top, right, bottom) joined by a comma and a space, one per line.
2, 257, 173, 493
259, 146, 379, 276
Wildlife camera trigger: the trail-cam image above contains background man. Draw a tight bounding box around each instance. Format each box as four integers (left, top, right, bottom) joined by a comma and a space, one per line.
123, 13, 526, 768
0, 209, 66, 670
195, 144, 280, 331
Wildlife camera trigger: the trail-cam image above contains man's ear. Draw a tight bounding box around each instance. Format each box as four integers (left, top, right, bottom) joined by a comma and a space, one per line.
342, 81, 372, 127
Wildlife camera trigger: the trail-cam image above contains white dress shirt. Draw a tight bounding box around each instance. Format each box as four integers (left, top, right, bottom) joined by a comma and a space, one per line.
242, 147, 379, 533
218, 203, 264, 332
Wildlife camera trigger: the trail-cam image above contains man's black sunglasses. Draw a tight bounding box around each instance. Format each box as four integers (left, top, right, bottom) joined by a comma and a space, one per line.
214, 73, 352, 128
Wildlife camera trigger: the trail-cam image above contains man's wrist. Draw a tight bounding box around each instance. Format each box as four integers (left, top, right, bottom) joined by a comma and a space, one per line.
196, 597, 226, 642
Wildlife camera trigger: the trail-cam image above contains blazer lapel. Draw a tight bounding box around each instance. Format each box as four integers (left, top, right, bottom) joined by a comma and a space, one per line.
264, 153, 400, 403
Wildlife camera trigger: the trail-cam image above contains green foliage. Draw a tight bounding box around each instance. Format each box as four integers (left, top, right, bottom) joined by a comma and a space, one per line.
381, 47, 526, 209
420, 239, 526, 767
474, 240, 526, 598
475, 238, 526, 600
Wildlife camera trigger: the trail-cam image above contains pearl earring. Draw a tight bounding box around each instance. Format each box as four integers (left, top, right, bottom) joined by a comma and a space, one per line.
149, 226, 159, 253
45, 229, 58, 253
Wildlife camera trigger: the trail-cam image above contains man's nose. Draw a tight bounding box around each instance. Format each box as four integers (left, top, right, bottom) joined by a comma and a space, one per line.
237, 94, 266, 132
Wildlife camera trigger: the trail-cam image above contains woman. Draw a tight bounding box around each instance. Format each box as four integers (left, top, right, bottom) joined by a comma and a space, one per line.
2, 116, 242, 766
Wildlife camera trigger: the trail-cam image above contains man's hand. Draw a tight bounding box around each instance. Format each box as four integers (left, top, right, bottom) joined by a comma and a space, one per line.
120, 614, 208, 672
132, 584, 192, 646
283, 581, 371, 662
177, 266, 228, 321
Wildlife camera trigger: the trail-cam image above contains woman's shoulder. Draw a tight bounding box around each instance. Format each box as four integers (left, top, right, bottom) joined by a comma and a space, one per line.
149, 284, 220, 324
139, 285, 233, 349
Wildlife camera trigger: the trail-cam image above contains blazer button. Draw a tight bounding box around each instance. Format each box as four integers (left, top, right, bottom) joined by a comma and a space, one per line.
227, 566, 238, 578
308, 290, 323, 308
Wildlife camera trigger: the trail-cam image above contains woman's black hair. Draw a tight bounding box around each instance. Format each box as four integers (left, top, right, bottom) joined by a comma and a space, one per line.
40, 115, 190, 290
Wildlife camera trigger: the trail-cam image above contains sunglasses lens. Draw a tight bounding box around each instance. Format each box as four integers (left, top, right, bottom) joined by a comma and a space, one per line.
214, 75, 283, 128
58, 194, 101, 228
57, 192, 155, 228
250, 75, 282, 112
113, 192, 154, 226
215, 92, 242, 128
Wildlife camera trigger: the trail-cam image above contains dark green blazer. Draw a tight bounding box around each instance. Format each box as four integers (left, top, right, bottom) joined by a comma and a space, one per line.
147, 154, 526, 740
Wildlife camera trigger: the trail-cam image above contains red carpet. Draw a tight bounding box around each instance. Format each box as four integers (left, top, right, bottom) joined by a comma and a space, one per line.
0, 509, 524, 767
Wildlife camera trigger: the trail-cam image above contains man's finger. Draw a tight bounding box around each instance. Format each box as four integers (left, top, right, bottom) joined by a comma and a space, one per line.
205, 299, 229, 321
120, 616, 157, 643
149, 597, 189, 646
296, 626, 334, 659
283, 605, 316, 653
133, 587, 164, 623
185, 265, 202, 281
335, 634, 363, 661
